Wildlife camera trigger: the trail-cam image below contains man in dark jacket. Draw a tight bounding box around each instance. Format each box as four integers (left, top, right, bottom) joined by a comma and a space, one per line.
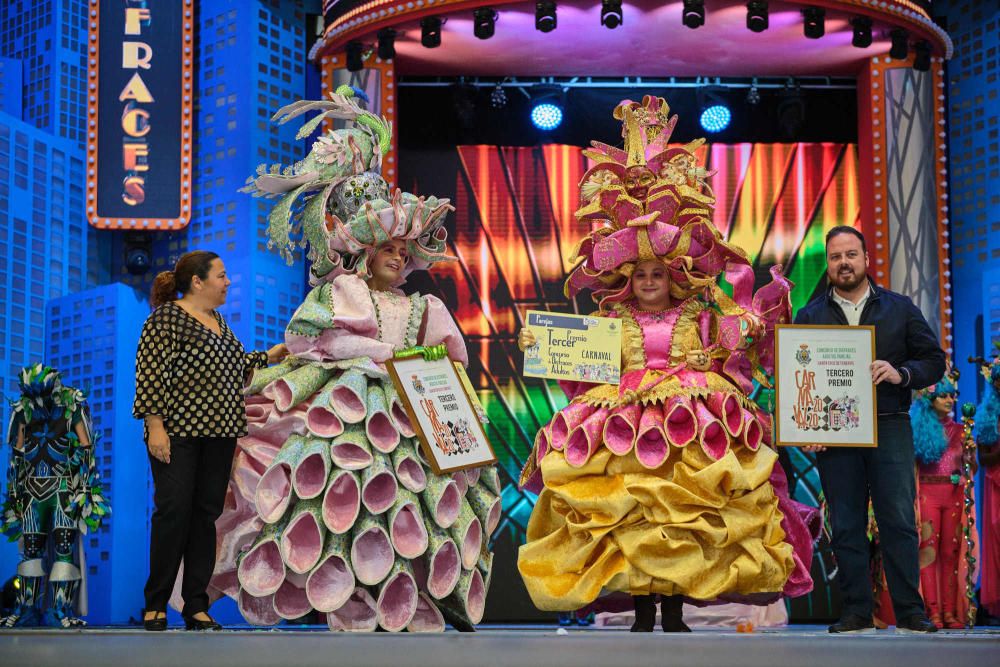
794, 226, 945, 634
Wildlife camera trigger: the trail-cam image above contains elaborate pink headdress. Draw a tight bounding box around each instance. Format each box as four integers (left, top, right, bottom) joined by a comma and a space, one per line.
565, 96, 757, 307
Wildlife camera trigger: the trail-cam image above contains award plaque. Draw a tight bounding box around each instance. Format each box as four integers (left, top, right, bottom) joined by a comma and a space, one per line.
386, 356, 497, 474
774, 324, 878, 447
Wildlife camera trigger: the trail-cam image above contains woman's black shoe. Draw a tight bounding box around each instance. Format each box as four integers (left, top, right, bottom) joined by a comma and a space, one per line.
183, 614, 222, 631
143, 612, 167, 631
660, 595, 691, 632
630, 595, 656, 632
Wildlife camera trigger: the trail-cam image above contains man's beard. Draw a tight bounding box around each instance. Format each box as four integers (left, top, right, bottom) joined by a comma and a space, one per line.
829, 267, 866, 291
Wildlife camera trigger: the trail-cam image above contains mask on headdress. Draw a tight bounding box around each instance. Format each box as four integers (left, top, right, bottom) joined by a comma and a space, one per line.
243, 85, 454, 285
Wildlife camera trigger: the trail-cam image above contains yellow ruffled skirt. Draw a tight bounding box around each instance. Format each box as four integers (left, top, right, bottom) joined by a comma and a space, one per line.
517, 441, 794, 611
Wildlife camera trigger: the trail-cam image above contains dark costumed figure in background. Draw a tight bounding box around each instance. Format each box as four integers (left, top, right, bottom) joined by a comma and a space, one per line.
0, 364, 110, 628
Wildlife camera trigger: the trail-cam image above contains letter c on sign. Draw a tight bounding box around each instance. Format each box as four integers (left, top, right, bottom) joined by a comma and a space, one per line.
122, 108, 150, 137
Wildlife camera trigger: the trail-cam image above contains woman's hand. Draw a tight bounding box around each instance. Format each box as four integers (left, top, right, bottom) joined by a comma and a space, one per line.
517, 328, 537, 352
147, 423, 171, 464
801, 445, 827, 454
267, 343, 289, 365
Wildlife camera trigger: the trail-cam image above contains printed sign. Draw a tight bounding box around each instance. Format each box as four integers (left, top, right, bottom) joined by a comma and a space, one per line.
774, 324, 878, 447
522, 310, 622, 385
387, 356, 497, 474
86, 0, 194, 229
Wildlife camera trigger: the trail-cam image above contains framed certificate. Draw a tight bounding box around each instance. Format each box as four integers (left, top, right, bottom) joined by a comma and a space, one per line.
386, 355, 497, 474
522, 310, 622, 385
774, 324, 878, 447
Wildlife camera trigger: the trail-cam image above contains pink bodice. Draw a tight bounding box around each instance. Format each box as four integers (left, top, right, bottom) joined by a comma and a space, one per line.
919, 418, 965, 478
627, 306, 682, 371
284, 274, 468, 366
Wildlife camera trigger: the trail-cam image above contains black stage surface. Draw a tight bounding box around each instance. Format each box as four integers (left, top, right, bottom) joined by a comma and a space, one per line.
1, 625, 998, 667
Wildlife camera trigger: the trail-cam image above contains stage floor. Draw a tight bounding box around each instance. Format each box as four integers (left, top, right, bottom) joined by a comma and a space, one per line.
1, 624, 997, 667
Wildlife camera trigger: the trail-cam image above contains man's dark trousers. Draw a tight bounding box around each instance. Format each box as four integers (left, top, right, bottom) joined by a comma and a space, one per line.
816, 414, 924, 621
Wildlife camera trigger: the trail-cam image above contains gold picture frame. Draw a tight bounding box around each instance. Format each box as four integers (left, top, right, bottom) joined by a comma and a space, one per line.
386, 355, 497, 474
774, 324, 879, 448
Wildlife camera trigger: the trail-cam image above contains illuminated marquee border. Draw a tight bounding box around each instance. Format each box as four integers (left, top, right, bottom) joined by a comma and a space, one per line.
865, 53, 952, 351
312, 0, 952, 61
86, 0, 194, 230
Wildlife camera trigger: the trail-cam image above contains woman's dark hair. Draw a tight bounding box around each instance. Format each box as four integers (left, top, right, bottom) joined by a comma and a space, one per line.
150, 251, 220, 308
825, 225, 867, 253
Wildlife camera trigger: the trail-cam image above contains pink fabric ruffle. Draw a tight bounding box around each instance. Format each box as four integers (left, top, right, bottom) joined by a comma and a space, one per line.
545, 389, 762, 469
769, 460, 820, 599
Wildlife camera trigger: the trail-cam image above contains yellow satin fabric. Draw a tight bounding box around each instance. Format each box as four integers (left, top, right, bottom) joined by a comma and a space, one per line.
517, 443, 794, 611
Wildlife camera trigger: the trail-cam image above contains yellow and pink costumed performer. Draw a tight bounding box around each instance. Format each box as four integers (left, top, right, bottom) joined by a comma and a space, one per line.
517, 96, 818, 632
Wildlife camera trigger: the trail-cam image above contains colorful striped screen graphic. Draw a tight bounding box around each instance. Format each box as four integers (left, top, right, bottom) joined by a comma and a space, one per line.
404, 143, 860, 618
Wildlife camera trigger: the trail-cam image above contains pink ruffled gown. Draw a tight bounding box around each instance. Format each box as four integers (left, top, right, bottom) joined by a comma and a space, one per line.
210, 274, 500, 631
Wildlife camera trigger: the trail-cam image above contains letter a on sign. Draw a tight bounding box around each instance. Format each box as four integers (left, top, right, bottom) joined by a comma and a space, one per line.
119, 72, 154, 103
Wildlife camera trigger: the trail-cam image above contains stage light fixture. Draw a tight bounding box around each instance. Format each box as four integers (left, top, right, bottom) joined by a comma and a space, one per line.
124, 233, 153, 276
601, 0, 623, 29
473, 8, 498, 40
377, 29, 396, 60
536, 1, 557, 32
682, 0, 705, 29
913, 40, 931, 71
699, 105, 731, 133
802, 7, 825, 39
421, 17, 443, 48
889, 29, 909, 60
346, 41, 365, 72
491, 83, 508, 109
746, 1, 768, 33
850, 17, 872, 48
746, 83, 760, 106
531, 102, 563, 131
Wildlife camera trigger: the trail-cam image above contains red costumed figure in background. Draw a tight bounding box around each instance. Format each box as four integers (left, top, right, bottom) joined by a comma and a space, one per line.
910, 368, 979, 628
973, 349, 1000, 621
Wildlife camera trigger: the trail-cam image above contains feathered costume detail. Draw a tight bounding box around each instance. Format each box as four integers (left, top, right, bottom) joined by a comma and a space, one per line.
240, 86, 453, 286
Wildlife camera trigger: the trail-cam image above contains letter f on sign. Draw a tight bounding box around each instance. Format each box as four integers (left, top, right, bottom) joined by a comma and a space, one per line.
125, 8, 151, 35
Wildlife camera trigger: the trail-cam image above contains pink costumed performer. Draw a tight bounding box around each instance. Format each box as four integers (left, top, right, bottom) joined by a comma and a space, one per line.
973, 350, 1000, 621
516, 96, 818, 632
208, 88, 498, 632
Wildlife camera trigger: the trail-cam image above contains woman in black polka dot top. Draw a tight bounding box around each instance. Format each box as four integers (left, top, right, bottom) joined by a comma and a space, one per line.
133, 250, 287, 631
